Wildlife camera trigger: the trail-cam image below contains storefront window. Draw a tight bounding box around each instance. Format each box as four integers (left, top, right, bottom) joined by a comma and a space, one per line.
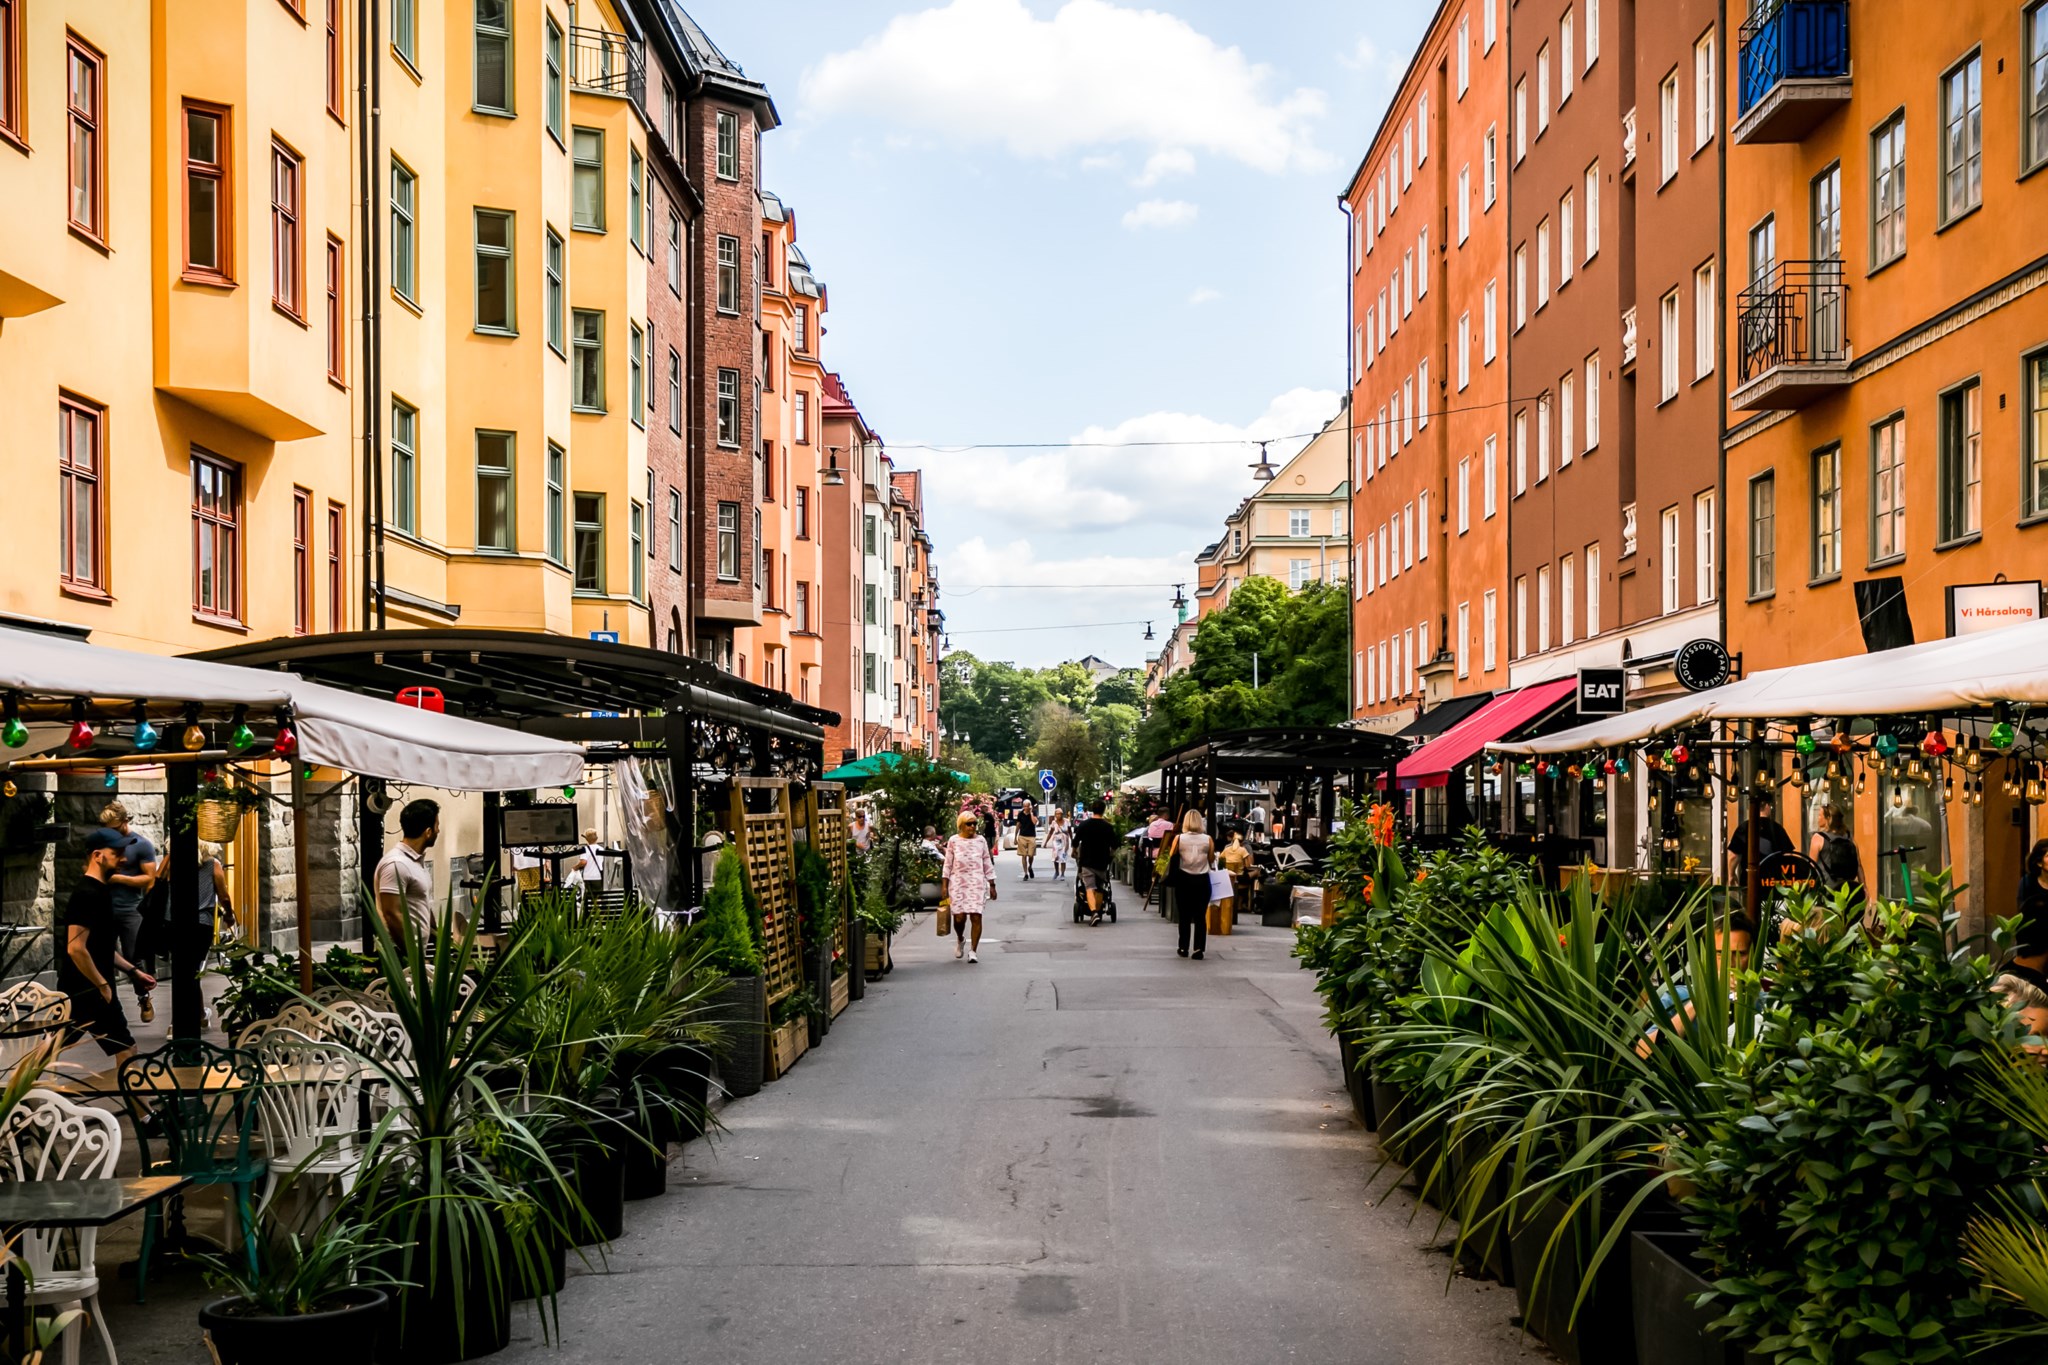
1610, 768, 1638, 870
1578, 774, 1608, 864
1877, 768, 1946, 901
1651, 766, 1714, 876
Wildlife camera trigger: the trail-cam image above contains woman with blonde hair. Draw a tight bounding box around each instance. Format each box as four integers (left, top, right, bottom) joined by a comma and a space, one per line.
943, 810, 997, 963
1161, 809, 1214, 960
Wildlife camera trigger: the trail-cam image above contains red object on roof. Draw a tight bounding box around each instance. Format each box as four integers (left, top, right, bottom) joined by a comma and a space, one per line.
1393, 678, 1577, 790
396, 686, 446, 713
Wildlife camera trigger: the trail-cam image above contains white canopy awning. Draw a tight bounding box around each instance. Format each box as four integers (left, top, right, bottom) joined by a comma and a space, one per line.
0, 625, 584, 791
1491, 619, 2048, 756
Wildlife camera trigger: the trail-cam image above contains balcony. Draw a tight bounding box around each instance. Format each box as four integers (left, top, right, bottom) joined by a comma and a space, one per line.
1733, 259, 1850, 409
1735, 0, 1851, 145
1621, 107, 1637, 176
569, 26, 645, 112
1620, 306, 1638, 371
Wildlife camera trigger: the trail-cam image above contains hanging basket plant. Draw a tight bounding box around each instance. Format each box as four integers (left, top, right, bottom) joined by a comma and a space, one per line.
176, 775, 266, 839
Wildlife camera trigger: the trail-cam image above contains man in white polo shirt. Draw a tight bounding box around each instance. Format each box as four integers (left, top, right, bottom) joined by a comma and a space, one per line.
375, 798, 465, 942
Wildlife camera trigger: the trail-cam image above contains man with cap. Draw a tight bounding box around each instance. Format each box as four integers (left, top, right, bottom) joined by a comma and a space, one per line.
63, 828, 157, 1064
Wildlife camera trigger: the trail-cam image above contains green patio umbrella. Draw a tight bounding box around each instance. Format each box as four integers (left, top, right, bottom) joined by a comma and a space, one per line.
821, 751, 971, 785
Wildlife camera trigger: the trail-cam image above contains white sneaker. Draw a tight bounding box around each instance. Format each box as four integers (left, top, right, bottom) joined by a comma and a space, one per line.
955, 940, 964, 959
968, 950, 978, 963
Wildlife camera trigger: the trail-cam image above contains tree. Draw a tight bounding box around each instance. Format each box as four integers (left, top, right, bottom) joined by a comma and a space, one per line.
868, 750, 965, 840
1041, 661, 1099, 712
1033, 707, 1104, 805
1087, 702, 1141, 782
937, 652, 1049, 765
1093, 670, 1146, 709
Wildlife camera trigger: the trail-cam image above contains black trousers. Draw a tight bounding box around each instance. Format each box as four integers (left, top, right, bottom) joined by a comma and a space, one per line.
1170, 870, 1209, 954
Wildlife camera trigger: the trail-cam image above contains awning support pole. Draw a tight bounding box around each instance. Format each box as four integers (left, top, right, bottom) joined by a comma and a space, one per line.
292, 761, 315, 994
167, 762, 202, 1044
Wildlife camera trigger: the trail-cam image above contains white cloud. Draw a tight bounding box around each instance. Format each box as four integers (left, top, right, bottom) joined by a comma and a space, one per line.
800, 0, 1329, 176
1188, 286, 1223, 306
1336, 34, 1407, 84
1134, 148, 1197, 188
1121, 199, 1198, 231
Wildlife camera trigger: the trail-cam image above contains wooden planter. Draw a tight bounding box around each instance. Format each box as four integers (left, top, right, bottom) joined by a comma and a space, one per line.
829, 973, 850, 1017
864, 930, 892, 978
768, 1016, 808, 1080
195, 800, 244, 843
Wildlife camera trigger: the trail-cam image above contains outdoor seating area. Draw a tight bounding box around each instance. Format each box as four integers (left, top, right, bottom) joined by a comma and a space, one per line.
1300, 619, 2048, 1362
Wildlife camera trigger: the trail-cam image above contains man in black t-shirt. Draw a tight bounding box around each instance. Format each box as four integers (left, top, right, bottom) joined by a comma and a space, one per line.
61, 828, 157, 1063
1072, 798, 1120, 926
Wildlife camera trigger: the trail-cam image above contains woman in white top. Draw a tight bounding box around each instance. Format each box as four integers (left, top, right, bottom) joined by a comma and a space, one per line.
1045, 811, 1072, 880
1162, 810, 1214, 960
942, 811, 997, 963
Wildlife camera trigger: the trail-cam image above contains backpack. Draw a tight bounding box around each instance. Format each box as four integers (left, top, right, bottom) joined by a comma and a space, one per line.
1816, 832, 1861, 890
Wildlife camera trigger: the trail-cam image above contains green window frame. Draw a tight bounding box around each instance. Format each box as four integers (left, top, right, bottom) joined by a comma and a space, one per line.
473, 209, 514, 334
1936, 378, 1981, 545
1810, 443, 1841, 582
574, 492, 604, 593
572, 128, 604, 230
544, 227, 564, 354
545, 442, 565, 564
390, 398, 418, 534
390, 158, 417, 304
543, 16, 564, 142
475, 430, 515, 551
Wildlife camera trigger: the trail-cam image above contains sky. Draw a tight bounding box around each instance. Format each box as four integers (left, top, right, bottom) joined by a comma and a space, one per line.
687, 0, 1430, 668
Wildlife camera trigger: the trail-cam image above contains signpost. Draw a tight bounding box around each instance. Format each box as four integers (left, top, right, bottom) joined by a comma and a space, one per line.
1673, 638, 1734, 693
1946, 580, 2043, 637
1038, 770, 1057, 795
1576, 668, 1627, 717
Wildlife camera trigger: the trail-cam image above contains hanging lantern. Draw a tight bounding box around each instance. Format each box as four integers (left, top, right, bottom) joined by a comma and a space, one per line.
133, 719, 160, 752
1602, 759, 1617, 776
1, 716, 26, 749
1906, 757, 1926, 782
1568, 764, 1583, 779
1963, 735, 1985, 772
1874, 732, 1900, 758
1831, 729, 1853, 753
562, 785, 577, 798
66, 701, 95, 751
227, 705, 255, 752
1672, 743, 1690, 765
1614, 755, 1631, 776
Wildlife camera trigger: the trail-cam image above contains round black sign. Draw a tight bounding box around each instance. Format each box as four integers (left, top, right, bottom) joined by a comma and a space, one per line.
1674, 638, 1733, 692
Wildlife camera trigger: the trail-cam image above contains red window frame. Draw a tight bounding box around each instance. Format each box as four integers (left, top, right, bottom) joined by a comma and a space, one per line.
292, 487, 311, 635
327, 502, 345, 630
0, 0, 25, 148
58, 395, 107, 596
191, 450, 243, 623
65, 34, 105, 243
271, 140, 303, 318
181, 100, 232, 283
325, 234, 345, 381
325, 0, 343, 122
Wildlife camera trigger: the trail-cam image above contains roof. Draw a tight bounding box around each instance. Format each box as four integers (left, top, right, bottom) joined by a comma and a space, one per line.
663, 1, 779, 126
1393, 690, 1495, 742
1396, 680, 1577, 790
760, 192, 787, 223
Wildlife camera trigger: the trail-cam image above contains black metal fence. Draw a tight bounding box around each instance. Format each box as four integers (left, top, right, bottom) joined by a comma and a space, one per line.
569, 26, 645, 112
1737, 259, 1847, 385
1738, 0, 1851, 114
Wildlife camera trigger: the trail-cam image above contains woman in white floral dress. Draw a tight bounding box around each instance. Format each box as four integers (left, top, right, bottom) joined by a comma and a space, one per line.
943, 810, 997, 963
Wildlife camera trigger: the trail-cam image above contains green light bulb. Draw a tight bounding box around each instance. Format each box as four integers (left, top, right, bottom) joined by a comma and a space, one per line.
1795, 733, 1816, 754
229, 722, 256, 751
1874, 733, 1899, 757
1991, 721, 2018, 750
1, 717, 26, 749
562, 785, 577, 798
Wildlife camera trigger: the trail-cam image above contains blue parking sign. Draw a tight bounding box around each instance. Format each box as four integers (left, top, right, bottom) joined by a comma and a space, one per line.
1039, 770, 1057, 793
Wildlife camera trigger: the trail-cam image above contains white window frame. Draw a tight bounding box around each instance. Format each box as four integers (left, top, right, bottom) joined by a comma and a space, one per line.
1537, 395, 1551, 481
1484, 281, 1498, 362
1458, 17, 1471, 96
1559, 373, 1575, 468
1457, 312, 1472, 389
1418, 491, 1431, 559
1417, 227, 1429, 296
1458, 457, 1471, 532
1561, 554, 1576, 644
1694, 30, 1716, 150
1483, 435, 1499, 517
1585, 542, 1600, 636
1514, 576, 1529, 659
1418, 359, 1430, 426
1418, 92, 1428, 162
1457, 602, 1471, 678
1484, 0, 1496, 52
1458, 166, 1471, 242
1661, 506, 1681, 613
1560, 191, 1575, 285
1585, 353, 1601, 449
1484, 126, 1498, 206
1536, 217, 1550, 308
1659, 71, 1679, 185
1514, 245, 1528, 329
1585, 0, 1599, 67
1537, 44, 1551, 133
1659, 288, 1680, 402
1694, 261, 1716, 379
1561, 9, 1575, 103
1695, 491, 1717, 604
1482, 590, 1498, 672
1585, 162, 1601, 259
1514, 409, 1529, 494
1515, 78, 1529, 161
1537, 566, 1552, 652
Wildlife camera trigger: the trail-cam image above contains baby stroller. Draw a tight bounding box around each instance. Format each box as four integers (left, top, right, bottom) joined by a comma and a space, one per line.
1072, 874, 1118, 924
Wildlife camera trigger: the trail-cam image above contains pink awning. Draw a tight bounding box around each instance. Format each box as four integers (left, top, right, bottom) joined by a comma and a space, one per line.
1394, 679, 1578, 790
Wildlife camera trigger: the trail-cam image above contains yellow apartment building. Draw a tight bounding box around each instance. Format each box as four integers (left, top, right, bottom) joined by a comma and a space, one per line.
0, 0, 653, 651
1201, 410, 1353, 616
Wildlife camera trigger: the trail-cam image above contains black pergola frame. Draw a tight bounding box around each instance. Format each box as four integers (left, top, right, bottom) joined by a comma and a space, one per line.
1151, 727, 1407, 839
194, 629, 839, 917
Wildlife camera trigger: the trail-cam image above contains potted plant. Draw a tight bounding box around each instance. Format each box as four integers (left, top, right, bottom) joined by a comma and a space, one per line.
196, 1218, 399, 1365
767, 986, 817, 1079
699, 845, 766, 1099
212, 943, 378, 1038
177, 773, 267, 841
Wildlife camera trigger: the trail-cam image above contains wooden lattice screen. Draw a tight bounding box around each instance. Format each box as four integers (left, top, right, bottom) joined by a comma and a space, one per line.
730, 780, 801, 1005
808, 783, 850, 961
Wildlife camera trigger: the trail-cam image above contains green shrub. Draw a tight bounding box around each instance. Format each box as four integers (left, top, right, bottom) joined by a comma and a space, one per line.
699, 845, 760, 978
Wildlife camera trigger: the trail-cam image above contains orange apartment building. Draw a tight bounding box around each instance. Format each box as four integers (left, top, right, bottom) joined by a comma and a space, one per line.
738, 192, 827, 703
890, 470, 942, 756
1723, 0, 2048, 915
1345, 0, 1511, 743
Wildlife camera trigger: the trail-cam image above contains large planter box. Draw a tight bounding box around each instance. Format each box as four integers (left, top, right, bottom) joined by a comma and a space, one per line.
1336, 1035, 1374, 1128
1630, 1231, 1741, 1365
1258, 884, 1295, 927
1510, 1194, 1670, 1365
768, 1017, 809, 1079
1368, 1076, 1411, 1162
715, 975, 767, 1100
864, 929, 892, 978
1446, 1130, 1514, 1286
829, 972, 850, 1018
847, 920, 867, 1001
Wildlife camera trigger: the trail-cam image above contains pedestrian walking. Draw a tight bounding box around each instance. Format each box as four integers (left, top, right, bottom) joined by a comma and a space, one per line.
1807, 799, 1865, 906
375, 798, 467, 943
572, 827, 608, 910
1016, 804, 1039, 880
98, 801, 160, 1024
1072, 798, 1120, 925
1161, 810, 1214, 960
1045, 811, 1072, 880
943, 811, 997, 963
979, 801, 999, 862
61, 828, 156, 1065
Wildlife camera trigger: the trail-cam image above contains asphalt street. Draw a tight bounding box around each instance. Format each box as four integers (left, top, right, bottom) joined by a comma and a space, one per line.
495, 850, 1540, 1365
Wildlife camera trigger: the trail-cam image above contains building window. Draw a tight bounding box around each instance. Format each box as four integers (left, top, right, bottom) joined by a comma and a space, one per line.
2028, 353, 2048, 519
1694, 30, 1715, 149
293, 489, 311, 636
474, 0, 511, 114
1560, 191, 1574, 285
0, 0, 22, 143
572, 128, 603, 229
1537, 45, 1550, 132
1941, 52, 1983, 223
1536, 395, 1551, 480
1483, 434, 1498, 517
191, 451, 242, 622
795, 390, 810, 444
546, 443, 565, 563
66, 35, 104, 241
1584, 161, 1600, 259
1585, 353, 1601, 449
1514, 79, 1527, 161
325, 237, 345, 380
390, 159, 417, 303
1536, 218, 1549, 308
1483, 280, 1498, 361
1659, 289, 1680, 402
1457, 311, 1471, 389
1513, 576, 1528, 658
716, 501, 739, 580
1871, 113, 1907, 268
1748, 474, 1776, 598
574, 493, 605, 592
716, 110, 739, 179
717, 368, 739, 446
473, 209, 513, 333
795, 485, 810, 540
668, 349, 683, 433
626, 322, 645, 426
1559, 374, 1575, 468
58, 396, 105, 593
2029, 4, 2048, 172
327, 503, 345, 630
475, 431, 514, 551
1561, 9, 1574, 102
1585, 542, 1601, 636
1871, 414, 1907, 562
1537, 566, 1551, 652
1457, 16, 1470, 95
544, 16, 563, 141
1690, 261, 1715, 380
629, 501, 645, 601
1484, 125, 1497, 205
1561, 554, 1576, 644
628, 147, 643, 250
1483, 0, 1496, 51
667, 488, 683, 572
1695, 491, 1717, 603
1457, 457, 1471, 532
571, 310, 603, 411
183, 103, 232, 281
1288, 509, 1310, 538
393, 0, 416, 67
1938, 379, 1982, 544
716, 235, 740, 313
796, 304, 810, 352
667, 212, 682, 294
1659, 71, 1679, 184
1456, 602, 1471, 678
543, 228, 564, 353
390, 399, 417, 533
1811, 443, 1841, 580
1514, 410, 1528, 493
270, 142, 303, 316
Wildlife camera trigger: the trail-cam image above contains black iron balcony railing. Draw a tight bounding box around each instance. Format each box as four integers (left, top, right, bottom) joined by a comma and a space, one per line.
569, 26, 645, 112
1737, 259, 1847, 386
1738, 0, 1850, 116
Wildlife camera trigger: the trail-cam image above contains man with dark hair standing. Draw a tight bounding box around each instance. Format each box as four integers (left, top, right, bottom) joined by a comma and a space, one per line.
375, 798, 464, 942
1072, 797, 1120, 928
62, 828, 156, 1064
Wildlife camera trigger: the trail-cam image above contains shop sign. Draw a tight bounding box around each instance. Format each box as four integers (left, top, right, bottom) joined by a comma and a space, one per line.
1673, 638, 1734, 692
1576, 668, 1627, 717
1946, 581, 2042, 637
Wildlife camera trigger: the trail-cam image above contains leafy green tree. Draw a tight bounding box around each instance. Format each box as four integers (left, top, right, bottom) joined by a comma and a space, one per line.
937, 652, 1050, 765
868, 750, 965, 840
1040, 660, 1099, 712
1033, 707, 1104, 805
1088, 702, 1141, 782
1093, 670, 1146, 709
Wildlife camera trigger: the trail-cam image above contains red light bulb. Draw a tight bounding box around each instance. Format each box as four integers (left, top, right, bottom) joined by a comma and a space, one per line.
273, 722, 297, 757
66, 719, 95, 750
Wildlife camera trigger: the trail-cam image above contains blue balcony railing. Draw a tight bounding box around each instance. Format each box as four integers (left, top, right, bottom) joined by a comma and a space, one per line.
1738, 0, 1850, 115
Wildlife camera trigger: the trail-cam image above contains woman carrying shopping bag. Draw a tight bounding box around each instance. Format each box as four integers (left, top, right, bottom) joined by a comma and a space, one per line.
1159, 810, 1214, 960
943, 810, 997, 963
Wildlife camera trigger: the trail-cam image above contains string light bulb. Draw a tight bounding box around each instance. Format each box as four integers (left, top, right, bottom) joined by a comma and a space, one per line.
181, 725, 207, 752
101, 769, 117, 790
1922, 729, 1949, 757
227, 705, 255, 752
66, 701, 95, 751
272, 720, 297, 758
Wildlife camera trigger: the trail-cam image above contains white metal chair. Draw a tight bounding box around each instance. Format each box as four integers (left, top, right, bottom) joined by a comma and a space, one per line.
2, 1088, 123, 1364
323, 1002, 412, 1069
233, 1003, 329, 1051
250, 1033, 366, 1213
0, 984, 70, 1076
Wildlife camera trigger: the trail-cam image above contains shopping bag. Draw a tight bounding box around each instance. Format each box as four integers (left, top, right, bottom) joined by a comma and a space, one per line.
936, 905, 952, 936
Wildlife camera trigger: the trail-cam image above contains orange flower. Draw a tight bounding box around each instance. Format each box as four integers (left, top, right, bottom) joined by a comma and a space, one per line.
1367, 803, 1397, 847
1414, 868, 1429, 884
1362, 876, 1375, 900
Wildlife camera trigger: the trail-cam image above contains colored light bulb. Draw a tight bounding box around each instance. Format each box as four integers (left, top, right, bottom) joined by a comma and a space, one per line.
228, 722, 255, 751
1602, 759, 1617, 775
66, 719, 95, 750
1672, 744, 1689, 765
1922, 730, 1948, 756
272, 722, 297, 757
133, 719, 160, 752
181, 725, 207, 752
1614, 756, 1630, 776
102, 769, 117, 789
2, 717, 26, 749
1991, 720, 2018, 750
562, 785, 577, 798
1874, 733, 1899, 757
1795, 732, 1816, 754
1, 781, 14, 799
1831, 731, 1852, 752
